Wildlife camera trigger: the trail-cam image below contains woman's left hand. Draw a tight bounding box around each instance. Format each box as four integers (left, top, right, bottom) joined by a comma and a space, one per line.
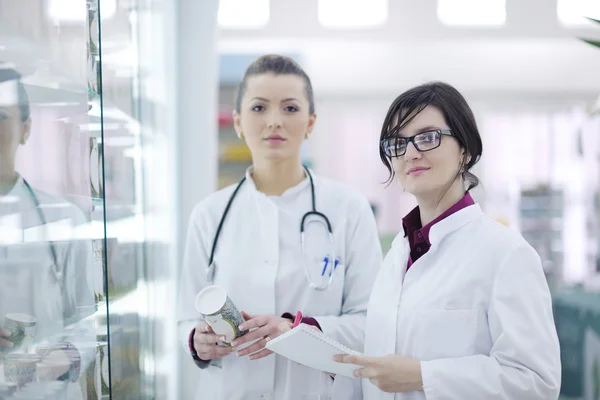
231, 311, 292, 360
333, 354, 423, 393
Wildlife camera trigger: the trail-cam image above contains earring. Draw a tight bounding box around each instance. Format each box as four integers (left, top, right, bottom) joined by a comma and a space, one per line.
239, 131, 245, 140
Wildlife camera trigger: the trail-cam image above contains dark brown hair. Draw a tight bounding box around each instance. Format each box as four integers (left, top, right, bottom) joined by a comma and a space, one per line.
379, 81, 483, 191
235, 54, 315, 115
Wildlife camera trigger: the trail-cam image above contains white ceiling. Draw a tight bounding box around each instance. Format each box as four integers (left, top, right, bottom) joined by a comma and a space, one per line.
218, 0, 599, 40
217, 0, 600, 96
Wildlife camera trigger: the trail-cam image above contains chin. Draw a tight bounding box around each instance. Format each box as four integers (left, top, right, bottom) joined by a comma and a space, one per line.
261, 151, 292, 161
400, 181, 434, 198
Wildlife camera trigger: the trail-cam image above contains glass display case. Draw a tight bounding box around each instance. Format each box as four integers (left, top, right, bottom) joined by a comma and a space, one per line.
0, 0, 176, 398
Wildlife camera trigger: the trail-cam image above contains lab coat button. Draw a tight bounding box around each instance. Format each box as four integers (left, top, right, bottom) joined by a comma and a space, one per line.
416, 247, 422, 253
261, 394, 272, 399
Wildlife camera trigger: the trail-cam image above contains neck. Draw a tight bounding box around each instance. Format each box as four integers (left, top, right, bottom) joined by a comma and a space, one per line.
251, 157, 306, 196
417, 179, 465, 226
0, 167, 19, 196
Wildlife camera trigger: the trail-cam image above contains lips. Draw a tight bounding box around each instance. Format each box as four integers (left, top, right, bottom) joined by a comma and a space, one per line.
265, 134, 285, 141
407, 166, 430, 175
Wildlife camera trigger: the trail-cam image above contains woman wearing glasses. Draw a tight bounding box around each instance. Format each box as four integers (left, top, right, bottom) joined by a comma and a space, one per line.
334, 82, 561, 399
177, 55, 382, 400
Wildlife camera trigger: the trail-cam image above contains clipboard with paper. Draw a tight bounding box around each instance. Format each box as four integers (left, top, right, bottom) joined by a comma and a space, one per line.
265, 323, 362, 377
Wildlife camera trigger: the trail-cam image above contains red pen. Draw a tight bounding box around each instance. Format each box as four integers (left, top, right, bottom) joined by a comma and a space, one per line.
292, 311, 303, 328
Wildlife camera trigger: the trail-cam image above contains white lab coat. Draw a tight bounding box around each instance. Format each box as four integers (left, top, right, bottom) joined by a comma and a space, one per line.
0, 176, 96, 399
177, 169, 382, 400
332, 203, 561, 400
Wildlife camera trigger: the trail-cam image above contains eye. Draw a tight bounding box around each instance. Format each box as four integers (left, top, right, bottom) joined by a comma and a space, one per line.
251, 105, 265, 112
417, 131, 438, 143
284, 105, 299, 113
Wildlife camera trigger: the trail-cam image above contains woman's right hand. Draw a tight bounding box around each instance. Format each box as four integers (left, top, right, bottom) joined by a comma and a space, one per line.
0, 328, 13, 349
193, 322, 234, 361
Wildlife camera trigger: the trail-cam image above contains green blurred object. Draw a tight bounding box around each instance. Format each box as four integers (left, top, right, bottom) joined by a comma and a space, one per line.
379, 234, 396, 256
579, 17, 600, 49
553, 288, 600, 399
594, 358, 599, 400
579, 17, 600, 116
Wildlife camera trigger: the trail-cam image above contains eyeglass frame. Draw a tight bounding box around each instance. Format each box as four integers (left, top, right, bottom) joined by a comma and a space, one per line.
380, 129, 454, 158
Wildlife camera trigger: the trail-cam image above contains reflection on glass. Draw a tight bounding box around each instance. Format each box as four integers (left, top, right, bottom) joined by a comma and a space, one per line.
0, 66, 97, 398
0, 0, 113, 397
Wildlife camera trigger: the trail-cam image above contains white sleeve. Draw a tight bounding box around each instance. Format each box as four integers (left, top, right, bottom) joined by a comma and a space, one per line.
177, 204, 211, 351
314, 196, 382, 352
420, 242, 561, 400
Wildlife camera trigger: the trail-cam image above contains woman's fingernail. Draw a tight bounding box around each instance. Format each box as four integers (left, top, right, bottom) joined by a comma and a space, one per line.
220, 336, 226, 342
239, 325, 246, 331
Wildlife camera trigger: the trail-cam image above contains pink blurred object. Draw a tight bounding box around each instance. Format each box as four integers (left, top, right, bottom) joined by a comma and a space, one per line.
15, 105, 92, 213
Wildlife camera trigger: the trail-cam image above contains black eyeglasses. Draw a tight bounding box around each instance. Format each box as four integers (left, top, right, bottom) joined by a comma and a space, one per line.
381, 129, 453, 158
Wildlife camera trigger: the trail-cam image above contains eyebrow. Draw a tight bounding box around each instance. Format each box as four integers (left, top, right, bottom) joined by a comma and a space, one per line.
389, 125, 443, 138
415, 125, 442, 133
250, 97, 302, 103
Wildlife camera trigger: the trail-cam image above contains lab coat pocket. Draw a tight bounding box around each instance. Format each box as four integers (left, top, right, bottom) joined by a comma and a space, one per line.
413, 309, 478, 360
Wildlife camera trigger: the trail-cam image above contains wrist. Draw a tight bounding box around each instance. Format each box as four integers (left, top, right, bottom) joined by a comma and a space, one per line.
411, 359, 424, 392
188, 328, 212, 367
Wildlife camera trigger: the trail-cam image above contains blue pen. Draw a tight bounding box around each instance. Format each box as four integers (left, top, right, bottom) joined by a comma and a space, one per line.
329, 259, 339, 277
321, 257, 329, 276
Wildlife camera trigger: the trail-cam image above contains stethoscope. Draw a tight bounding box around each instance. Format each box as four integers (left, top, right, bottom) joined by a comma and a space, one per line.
22, 179, 62, 285
205, 166, 337, 291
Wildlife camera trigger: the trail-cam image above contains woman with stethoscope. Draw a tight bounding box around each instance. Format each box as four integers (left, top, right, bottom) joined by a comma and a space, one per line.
332, 81, 561, 399
177, 54, 383, 399
0, 67, 95, 398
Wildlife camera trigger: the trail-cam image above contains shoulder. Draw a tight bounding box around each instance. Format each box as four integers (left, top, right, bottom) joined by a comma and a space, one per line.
469, 214, 541, 272
189, 183, 242, 225
473, 215, 533, 251
31, 188, 87, 225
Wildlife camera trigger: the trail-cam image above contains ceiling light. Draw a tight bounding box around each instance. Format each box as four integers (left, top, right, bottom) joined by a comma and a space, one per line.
437, 0, 506, 26
218, 0, 270, 29
318, 0, 388, 28
48, 0, 116, 22
557, 0, 600, 26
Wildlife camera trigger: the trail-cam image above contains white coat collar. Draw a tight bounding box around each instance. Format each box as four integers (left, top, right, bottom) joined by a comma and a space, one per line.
428, 203, 484, 245
390, 203, 484, 256
2, 174, 24, 198
244, 166, 311, 198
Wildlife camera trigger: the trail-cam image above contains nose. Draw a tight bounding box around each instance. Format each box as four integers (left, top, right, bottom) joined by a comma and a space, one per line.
404, 141, 421, 160
266, 110, 283, 129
